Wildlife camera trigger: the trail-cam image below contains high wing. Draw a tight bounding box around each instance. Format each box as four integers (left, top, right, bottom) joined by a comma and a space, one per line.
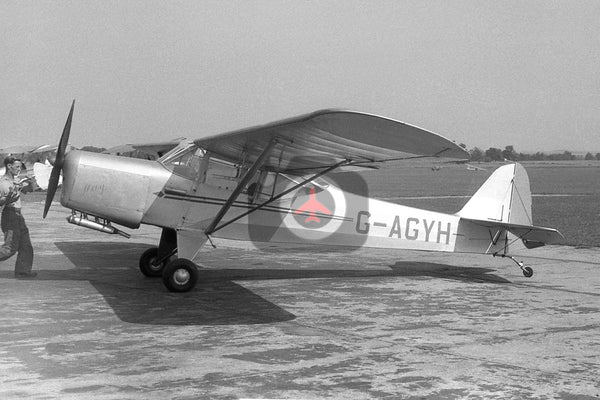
31, 144, 59, 154
0, 144, 42, 155
195, 109, 468, 173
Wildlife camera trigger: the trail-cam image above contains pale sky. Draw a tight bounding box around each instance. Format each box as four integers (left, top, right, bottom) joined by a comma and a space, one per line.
2, 0, 599, 152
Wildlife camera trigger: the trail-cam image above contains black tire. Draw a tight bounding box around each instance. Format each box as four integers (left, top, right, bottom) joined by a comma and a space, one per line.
162, 259, 198, 292
139, 247, 166, 277
522, 266, 534, 278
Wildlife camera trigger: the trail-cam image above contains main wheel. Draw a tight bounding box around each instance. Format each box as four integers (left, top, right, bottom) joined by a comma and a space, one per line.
522, 266, 534, 278
139, 247, 168, 277
162, 258, 199, 292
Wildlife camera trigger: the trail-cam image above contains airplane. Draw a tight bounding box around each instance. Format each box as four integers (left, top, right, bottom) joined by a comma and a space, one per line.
466, 163, 487, 171
103, 138, 185, 159
0, 144, 40, 155
43, 101, 565, 292
0, 143, 59, 161
33, 160, 61, 190
1, 144, 59, 182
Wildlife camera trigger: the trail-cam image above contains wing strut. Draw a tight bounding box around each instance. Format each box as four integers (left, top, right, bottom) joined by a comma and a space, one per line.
204, 139, 278, 235
207, 159, 350, 236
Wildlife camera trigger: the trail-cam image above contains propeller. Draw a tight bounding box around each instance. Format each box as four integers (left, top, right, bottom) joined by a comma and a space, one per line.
43, 100, 75, 218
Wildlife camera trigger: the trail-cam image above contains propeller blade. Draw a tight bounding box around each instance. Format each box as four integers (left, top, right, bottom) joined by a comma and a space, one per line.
56, 100, 75, 168
43, 100, 75, 218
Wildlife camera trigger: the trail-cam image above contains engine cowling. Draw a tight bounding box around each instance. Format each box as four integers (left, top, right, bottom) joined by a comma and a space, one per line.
61, 150, 171, 228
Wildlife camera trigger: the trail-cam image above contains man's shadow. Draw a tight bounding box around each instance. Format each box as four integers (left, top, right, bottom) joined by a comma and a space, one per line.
4, 241, 510, 326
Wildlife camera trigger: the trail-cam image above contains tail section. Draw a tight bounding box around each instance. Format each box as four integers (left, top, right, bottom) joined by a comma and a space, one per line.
455, 163, 564, 254
457, 163, 532, 225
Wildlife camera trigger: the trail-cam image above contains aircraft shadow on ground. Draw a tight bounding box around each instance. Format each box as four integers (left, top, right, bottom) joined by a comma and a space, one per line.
389, 261, 512, 284
47, 241, 295, 326
22, 241, 509, 325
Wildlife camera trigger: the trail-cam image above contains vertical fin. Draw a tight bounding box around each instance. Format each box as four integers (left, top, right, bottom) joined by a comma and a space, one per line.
457, 163, 532, 225
506, 163, 533, 225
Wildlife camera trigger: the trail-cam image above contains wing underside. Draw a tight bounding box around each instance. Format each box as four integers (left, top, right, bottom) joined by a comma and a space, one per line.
195, 109, 468, 174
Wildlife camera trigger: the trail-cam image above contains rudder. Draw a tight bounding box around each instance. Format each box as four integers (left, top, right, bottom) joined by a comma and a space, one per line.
457, 163, 533, 226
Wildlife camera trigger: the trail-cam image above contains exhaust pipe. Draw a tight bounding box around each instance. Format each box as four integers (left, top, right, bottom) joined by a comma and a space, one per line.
67, 212, 131, 238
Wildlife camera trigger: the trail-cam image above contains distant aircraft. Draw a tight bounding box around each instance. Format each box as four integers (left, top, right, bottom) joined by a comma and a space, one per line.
103, 138, 185, 159
466, 163, 487, 171
43, 101, 564, 292
33, 160, 61, 190
0, 144, 58, 158
0, 145, 38, 155
1, 143, 59, 181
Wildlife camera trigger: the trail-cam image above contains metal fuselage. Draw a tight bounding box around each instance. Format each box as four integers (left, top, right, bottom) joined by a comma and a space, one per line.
60, 149, 508, 255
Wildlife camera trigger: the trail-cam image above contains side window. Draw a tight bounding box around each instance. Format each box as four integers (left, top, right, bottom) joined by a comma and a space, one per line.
256, 171, 278, 200
267, 174, 329, 201
245, 171, 277, 203
204, 158, 239, 190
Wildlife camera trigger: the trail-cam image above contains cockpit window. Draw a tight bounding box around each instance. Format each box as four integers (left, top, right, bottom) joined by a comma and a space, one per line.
158, 141, 198, 164
158, 142, 332, 194
159, 142, 204, 181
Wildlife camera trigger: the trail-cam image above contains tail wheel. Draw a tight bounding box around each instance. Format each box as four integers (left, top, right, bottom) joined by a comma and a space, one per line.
162, 259, 198, 292
139, 247, 168, 277
496, 254, 535, 279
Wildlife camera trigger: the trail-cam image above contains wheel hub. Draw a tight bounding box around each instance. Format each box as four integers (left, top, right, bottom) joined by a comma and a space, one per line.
149, 257, 162, 271
173, 268, 191, 285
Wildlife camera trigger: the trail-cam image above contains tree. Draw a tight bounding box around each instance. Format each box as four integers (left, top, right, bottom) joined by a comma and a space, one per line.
502, 145, 516, 161
469, 147, 483, 161
80, 146, 106, 153
585, 152, 595, 160
484, 147, 503, 161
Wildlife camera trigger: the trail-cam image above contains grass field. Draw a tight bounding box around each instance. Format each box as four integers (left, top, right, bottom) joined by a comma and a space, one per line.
333, 161, 600, 248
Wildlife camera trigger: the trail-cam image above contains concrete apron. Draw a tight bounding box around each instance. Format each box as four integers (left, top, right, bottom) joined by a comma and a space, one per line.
0, 199, 598, 399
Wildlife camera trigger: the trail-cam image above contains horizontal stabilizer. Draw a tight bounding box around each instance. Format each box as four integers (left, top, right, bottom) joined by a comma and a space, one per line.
461, 218, 565, 247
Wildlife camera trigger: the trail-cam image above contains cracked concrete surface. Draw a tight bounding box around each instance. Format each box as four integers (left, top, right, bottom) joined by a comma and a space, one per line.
0, 201, 599, 399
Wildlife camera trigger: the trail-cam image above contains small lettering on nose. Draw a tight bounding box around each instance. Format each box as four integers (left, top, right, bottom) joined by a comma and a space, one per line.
83, 184, 105, 194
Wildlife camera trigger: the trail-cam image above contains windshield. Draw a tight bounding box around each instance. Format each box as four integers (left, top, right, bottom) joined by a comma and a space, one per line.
158, 140, 198, 165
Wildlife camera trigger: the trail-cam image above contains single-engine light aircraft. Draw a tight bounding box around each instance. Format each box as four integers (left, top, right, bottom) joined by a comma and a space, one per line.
43, 101, 564, 292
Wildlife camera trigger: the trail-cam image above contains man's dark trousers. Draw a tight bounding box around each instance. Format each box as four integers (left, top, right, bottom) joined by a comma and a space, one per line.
0, 207, 33, 274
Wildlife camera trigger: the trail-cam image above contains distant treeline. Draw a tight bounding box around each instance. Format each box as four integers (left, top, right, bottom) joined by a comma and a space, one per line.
79, 146, 106, 153
464, 145, 600, 162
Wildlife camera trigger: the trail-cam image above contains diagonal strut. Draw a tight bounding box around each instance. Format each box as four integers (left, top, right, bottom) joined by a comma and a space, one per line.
204, 139, 277, 235
208, 159, 350, 235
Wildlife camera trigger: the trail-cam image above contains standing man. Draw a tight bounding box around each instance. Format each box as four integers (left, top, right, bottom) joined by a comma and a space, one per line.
0, 156, 35, 278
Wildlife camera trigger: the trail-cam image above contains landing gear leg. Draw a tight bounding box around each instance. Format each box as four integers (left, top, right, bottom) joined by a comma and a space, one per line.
496, 254, 533, 278
139, 228, 177, 277
159, 228, 207, 292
